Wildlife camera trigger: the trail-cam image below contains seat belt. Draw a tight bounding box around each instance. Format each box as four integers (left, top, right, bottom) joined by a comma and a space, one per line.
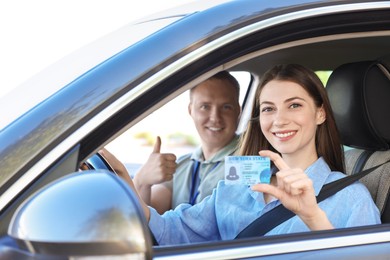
235, 160, 388, 239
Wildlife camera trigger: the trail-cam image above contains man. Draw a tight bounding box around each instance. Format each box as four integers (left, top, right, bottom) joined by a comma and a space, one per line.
102, 71, 241, 214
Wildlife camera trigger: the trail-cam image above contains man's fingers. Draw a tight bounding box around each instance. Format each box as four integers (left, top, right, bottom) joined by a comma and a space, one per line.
259, 150, 289, 171
164, 159, 177, 168
153, 136, 162, 153
163, 153, 177, 162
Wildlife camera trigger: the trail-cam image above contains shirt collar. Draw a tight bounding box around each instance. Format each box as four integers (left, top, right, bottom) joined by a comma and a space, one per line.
191, 134, 239, 163
304, 157, 332, 196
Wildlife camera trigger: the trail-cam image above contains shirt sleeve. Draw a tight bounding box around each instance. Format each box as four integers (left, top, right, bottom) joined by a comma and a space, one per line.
333, 182, 382, 227
148, 190, 221, 245
344, 189, 381, 227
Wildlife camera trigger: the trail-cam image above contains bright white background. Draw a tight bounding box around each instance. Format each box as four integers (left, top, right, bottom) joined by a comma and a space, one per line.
0, 0, 196, 171
0, 0, 249, 172
0, 0, 194, 97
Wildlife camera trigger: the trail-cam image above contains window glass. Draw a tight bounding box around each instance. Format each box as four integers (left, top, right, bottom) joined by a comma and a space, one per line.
231, 71, 252, 105
316, 71, 332, 86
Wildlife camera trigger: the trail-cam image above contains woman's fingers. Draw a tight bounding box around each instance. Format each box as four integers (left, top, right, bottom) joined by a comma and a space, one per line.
282, 175, 313, 196
251, 183, 282, 200
258, 150, 312, 195
277, 169, 307, 194
259, 150, 289, 171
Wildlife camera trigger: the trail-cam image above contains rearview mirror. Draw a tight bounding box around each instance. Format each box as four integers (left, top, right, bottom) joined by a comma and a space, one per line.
8, 170, 153, 259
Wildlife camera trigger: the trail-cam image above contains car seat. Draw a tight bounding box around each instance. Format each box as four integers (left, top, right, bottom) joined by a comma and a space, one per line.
326, 59, 390, 223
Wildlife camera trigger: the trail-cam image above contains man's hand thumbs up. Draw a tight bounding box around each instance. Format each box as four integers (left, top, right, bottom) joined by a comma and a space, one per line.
153, 136, 162, 153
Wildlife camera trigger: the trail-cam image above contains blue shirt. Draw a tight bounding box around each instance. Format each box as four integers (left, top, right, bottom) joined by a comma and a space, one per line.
149, 157, 381, 245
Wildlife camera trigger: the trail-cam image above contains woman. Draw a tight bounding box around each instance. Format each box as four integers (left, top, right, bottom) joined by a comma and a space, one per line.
107, 64, 380, 245
238, 63, 345, 230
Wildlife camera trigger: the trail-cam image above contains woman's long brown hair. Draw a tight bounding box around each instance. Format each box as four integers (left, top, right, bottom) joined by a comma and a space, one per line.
238, 64, 345, 173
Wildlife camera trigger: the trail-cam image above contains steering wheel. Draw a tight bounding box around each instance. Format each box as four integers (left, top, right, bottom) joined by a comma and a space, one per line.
81, 153, 117, 175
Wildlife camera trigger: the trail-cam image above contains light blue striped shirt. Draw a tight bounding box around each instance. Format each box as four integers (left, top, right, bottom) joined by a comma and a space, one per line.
149, 157, 381, 245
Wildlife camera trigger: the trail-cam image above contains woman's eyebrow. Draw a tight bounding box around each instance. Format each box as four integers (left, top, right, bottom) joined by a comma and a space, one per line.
260, 97, 305, 106
259, 101, 273, 106
285, 96, 306, 102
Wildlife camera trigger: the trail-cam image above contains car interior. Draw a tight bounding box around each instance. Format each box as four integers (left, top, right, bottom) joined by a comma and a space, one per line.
155, 40, 390, 260
103, 32, 390, 229
147, 31, 390, 254
225, 35, 390, 227
71, 12, 390, 240
230, 39, 390, 226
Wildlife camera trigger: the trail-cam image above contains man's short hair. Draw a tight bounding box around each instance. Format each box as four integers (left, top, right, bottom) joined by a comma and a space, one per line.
190, 71, 240, 99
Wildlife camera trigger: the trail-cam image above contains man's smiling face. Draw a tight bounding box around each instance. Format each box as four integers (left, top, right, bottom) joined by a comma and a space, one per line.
188, 78, 241, 154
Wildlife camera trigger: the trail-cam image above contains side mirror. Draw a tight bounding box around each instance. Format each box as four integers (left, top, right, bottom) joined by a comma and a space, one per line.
8, 170, 153, 259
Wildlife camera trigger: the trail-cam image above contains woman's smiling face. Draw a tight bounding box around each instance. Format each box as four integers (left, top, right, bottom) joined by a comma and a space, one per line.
259, 80, 325, 161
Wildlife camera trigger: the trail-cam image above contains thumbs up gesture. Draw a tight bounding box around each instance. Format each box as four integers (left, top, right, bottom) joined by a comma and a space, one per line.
134, 136, 177, 188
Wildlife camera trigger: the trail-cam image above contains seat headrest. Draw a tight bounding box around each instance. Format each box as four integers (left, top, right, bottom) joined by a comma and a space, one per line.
326, 60, 390, 151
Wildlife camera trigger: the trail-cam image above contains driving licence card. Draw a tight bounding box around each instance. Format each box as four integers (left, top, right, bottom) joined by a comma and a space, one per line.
225, 156, 271, 185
